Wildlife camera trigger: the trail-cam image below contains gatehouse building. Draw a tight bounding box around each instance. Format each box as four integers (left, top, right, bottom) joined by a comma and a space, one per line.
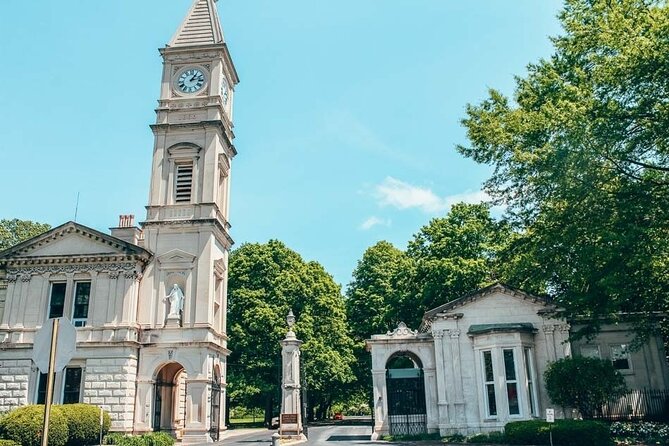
367, 283, 669, 438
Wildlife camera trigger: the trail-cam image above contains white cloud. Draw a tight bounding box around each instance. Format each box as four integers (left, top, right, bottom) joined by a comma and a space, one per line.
373, 177, 492, 214
359, 216, 391, 231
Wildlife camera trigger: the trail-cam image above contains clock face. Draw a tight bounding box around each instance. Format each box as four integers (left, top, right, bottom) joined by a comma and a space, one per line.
176, 68, 206, 94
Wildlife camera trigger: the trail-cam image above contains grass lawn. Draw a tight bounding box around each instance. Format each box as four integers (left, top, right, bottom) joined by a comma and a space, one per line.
228, 417, 265, 428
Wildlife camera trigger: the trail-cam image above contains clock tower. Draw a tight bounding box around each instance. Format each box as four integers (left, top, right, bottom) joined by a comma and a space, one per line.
134, 0, 239, 442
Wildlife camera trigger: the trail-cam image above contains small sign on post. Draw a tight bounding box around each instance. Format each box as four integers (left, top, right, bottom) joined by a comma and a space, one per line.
32, 318, 77, 446
546, 408, 555, 446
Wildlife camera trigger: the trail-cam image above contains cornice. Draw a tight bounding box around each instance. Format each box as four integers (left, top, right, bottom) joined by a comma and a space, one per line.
150, 121, 237, 157
141, 217, 234, 248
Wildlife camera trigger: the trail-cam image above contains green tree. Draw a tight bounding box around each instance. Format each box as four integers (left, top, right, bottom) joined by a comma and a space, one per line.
458, 0, 669, 339
345, 241, 413, 404
403, 202, 512, 328
346, 241, 412, 341
0, 219, 51, 250
227, 240, 355, 424
544, 356, 627, 419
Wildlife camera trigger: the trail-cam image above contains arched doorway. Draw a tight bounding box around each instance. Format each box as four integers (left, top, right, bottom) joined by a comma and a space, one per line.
154, 362, 188, 435
386, 352, 427, 436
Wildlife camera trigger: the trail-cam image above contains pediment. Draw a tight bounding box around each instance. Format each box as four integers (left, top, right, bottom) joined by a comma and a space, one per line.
25, 233, 118, 256
0, 221, 150, 261
423, 283, 554, 321
156, 249, 196, 266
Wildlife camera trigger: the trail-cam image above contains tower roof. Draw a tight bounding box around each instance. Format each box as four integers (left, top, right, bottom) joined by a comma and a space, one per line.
169, 0, 224, 47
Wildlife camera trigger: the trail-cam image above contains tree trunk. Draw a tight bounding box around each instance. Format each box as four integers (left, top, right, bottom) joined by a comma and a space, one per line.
264, 394, 274, 427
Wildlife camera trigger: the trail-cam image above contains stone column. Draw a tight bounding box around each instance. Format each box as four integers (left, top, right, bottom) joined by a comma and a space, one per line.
450, 329, 466, 426
432, 330, 449, 430
279, 310, 305, 440
371, 369, 387, 440
182, 379, 209, 444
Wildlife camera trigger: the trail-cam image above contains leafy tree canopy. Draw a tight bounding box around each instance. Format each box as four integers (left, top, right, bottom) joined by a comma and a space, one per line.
458, 0, 669, 339
227, 240, 355, 422
403, 202, 511, 328
0, 219, 51, 251
346, 241, 411, 342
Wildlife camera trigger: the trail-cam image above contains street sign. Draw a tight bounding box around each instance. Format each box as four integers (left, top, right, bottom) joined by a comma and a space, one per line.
32, 318, 77, 373
546, 408, 555, 423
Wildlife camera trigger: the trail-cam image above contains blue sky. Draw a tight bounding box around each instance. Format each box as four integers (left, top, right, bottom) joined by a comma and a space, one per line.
0, 0, 563, 287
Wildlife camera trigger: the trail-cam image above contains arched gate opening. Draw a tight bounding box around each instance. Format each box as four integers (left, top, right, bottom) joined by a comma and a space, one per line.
154, 362, 188, 435
386, 352, 427, 436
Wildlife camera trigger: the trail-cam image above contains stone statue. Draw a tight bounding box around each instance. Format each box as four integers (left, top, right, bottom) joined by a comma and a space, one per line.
164, 284, 184, 318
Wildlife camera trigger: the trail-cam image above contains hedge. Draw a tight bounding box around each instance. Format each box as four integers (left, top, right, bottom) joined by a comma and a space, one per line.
0, 440, 21, 446
104, 432, 174, 446
0, 405, 69, 446
58, 404, 111, 446
505, 419, 613, 446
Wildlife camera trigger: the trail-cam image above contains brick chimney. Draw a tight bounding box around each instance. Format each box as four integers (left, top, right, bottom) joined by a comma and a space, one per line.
110, 214, 143, 246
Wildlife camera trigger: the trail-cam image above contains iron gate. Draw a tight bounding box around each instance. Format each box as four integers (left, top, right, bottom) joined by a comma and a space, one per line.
209, 373, 222, 441
153, 378, 174, 431
386, 368, 427, 436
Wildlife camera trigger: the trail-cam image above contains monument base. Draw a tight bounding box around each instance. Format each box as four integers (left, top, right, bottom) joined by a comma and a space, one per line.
279, 414, 306, 441
164, 314, 181, 328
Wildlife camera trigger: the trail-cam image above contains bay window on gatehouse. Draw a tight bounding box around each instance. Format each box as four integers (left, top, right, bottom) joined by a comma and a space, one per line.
503, 349, 520, 416
523, 347, 539, 416
471, 324, 540, 421
482, 350, 497, 417
478, 346, 536, 420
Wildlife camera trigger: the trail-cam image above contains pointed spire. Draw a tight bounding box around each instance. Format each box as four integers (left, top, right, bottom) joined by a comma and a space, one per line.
169, 0, 224, 47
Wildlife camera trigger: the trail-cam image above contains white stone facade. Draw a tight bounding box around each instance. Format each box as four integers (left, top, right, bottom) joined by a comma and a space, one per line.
367, 284, 669, 438
0, 1, 238, 443
0, 360, 31, 409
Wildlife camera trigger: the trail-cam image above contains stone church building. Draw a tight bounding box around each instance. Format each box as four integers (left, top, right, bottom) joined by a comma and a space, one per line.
0, 0, 237, 442
367, 283, 669, 439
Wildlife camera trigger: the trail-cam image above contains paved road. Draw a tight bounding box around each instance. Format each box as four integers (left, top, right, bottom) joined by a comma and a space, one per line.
219, 424, 374, 446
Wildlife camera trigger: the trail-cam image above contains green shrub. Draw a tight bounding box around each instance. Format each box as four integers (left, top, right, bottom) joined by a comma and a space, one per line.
59, 404, 111, 446
0, 405, 69, 446
443, 433, 466, 443
102, 433, 124, 446
505, 419, 612, 446
0, 440, 21, 446
544, 356, 626, 418
104, 433, 174, 446
466, 431, 505, 443
141, 433, 174, 446
610, 421, 669, 445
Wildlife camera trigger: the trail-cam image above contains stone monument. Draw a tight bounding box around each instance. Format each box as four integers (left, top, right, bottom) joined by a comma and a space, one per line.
280, 310, 306, 440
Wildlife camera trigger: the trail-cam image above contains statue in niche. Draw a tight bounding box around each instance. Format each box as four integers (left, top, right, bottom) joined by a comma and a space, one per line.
164, 283, 185, 318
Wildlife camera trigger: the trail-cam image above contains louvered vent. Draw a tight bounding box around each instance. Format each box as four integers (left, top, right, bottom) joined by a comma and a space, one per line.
175, 163, 194, 203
